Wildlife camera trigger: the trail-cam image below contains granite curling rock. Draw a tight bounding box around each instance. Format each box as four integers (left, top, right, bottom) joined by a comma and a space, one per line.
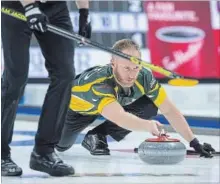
138, 133, 186, 165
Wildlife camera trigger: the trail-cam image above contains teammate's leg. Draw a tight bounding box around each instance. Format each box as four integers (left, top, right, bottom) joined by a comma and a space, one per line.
33, 2, 74, 155
1, 2, 32, 176
29, 3, 75, 176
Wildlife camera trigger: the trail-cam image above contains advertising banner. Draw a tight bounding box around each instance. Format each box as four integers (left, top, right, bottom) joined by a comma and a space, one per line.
144, 1, 220, 78
1, 1, 219, 80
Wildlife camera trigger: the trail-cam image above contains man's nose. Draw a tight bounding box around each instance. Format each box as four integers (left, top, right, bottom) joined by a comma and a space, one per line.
129, 73, 136, 79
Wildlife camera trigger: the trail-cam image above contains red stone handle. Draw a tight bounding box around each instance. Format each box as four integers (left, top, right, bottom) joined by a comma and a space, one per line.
145, 131, 180, 142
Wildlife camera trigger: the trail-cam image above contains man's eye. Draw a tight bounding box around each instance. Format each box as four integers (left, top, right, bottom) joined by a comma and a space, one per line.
132, 66, 140, 70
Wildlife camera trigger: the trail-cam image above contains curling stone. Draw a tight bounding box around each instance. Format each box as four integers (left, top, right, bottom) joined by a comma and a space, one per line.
138, 133, 186, 165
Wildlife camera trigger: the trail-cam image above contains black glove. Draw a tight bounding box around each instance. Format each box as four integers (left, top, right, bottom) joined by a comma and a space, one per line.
24, 3, 48, 32
78, 9, 91, 39
190, 138, 215, 158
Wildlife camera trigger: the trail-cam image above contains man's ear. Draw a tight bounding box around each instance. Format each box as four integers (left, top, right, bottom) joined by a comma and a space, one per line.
111, 58, 115, 67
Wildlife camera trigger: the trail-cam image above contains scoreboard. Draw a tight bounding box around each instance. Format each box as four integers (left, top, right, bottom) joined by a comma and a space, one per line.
68, 1, 147, 48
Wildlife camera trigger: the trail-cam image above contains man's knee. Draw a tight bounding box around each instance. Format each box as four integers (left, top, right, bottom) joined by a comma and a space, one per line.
55, 144, 72, 152
56, 133, 77, 152
56, 122, 79, 152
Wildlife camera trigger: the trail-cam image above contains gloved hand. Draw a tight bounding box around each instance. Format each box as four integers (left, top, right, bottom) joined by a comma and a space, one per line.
78, 9, 91, 39
24, 3, 48, 32
190, 138, 215, 158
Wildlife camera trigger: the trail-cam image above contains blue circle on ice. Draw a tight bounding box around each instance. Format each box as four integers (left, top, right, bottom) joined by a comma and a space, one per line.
11, 130, 115, 146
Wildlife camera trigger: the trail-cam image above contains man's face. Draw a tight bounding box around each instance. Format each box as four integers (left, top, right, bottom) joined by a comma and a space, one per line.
111, 48, 141, 87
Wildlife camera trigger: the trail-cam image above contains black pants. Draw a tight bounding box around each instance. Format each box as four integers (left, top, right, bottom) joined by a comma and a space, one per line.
57, 96, 158, 151
1, 2, 75, 156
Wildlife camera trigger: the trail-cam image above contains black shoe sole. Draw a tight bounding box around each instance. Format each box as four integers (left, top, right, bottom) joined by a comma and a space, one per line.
81, 140, 110, 156
30, 160, 75, 177
1, 170, 22, 177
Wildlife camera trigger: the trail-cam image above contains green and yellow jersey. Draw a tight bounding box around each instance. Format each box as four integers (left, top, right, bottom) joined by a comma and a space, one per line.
70, 64, 167, 115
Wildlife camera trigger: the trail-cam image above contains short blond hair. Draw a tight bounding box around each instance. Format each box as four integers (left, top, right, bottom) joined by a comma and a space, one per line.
112, 39, 141, 53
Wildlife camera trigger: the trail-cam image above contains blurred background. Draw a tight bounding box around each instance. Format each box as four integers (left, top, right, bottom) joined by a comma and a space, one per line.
1, 1, 219, 130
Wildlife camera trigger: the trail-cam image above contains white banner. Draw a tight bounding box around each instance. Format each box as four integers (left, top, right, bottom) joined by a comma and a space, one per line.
22, 83, 220, 118
162, 84, 220, 117
1, 47, 150, 78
